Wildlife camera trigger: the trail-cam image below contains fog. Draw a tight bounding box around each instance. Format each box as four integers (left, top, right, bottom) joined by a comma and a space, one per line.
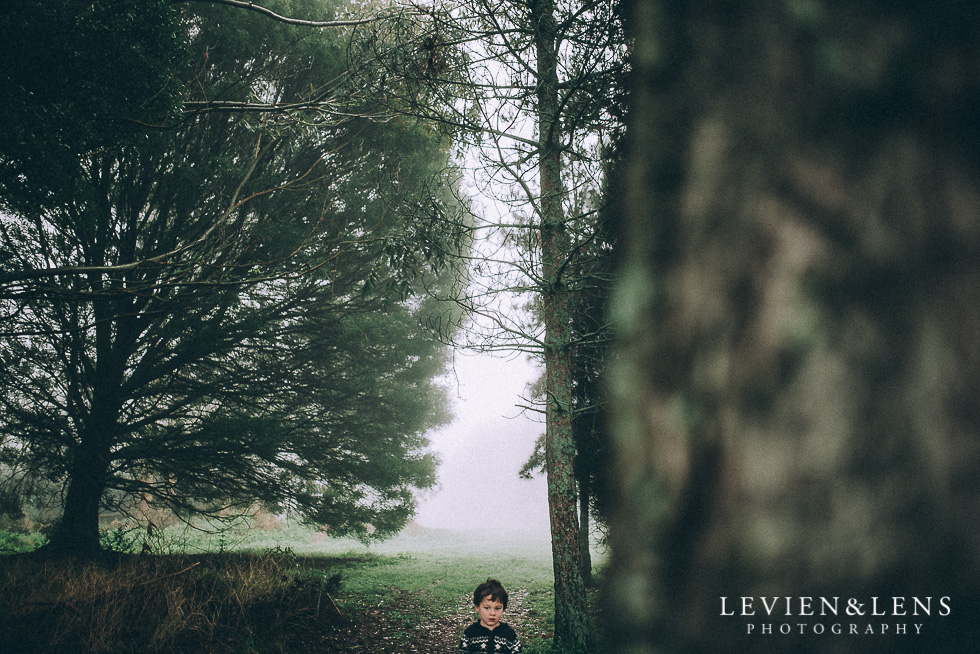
414, 350, 551, 539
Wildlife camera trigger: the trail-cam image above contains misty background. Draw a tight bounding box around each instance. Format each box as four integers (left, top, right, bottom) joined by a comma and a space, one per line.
415, 351, 551, 540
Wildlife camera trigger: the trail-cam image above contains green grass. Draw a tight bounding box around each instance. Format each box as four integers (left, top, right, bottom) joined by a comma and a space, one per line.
253, 525, 562, 649
0, 523, 587, 653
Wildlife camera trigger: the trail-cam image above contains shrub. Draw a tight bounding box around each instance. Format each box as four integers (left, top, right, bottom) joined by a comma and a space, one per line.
0, 529, 46, 555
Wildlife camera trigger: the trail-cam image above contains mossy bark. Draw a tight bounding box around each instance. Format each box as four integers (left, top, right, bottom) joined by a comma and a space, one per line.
534, 0, 595, 650
607, 1, 980, 652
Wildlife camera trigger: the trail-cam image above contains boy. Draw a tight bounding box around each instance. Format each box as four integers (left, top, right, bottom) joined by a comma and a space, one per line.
457, 578, 522, 653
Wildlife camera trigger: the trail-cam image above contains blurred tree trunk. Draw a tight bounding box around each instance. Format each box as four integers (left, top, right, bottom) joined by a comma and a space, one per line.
606, 1, 980, 652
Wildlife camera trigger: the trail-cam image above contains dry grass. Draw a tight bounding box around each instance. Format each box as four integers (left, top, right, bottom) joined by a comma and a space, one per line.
0, 551, 345, 654
0, 526, 575, 653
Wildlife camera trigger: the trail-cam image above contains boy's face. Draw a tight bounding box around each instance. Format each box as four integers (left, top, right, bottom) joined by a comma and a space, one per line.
476, 595, 504, 629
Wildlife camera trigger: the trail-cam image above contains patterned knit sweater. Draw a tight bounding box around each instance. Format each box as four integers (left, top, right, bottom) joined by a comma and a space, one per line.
456, 621, 522, 653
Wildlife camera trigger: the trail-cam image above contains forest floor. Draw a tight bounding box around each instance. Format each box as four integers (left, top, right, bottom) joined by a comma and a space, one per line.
1, 524, 583, 653
314, 585, 547, 653
298, 527, 561, 653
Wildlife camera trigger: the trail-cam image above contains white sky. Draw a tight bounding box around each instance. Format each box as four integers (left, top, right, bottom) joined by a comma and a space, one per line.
410, 99, 556, 538
413, 349, 552, 536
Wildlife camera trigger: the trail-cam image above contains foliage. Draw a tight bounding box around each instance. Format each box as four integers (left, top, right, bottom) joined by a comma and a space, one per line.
0, 530, 47, 555
100, 526, 144, 555
0, 0, 468, 554
0, 0, 187, 212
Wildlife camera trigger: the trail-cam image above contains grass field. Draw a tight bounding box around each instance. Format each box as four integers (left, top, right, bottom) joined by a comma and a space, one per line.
265, 523, 563, 651
0, 523, 602, 653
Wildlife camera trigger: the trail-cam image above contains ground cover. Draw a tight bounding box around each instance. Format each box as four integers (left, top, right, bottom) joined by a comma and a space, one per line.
0, 524, 580, 653
257, 524, 562, 652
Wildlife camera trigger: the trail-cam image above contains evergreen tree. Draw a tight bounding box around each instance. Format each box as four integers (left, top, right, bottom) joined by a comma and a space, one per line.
0, 0, 186, 212
0, 0, 467, 555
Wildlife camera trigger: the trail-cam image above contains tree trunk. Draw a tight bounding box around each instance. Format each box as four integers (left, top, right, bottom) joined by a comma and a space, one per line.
543, 338, 594, 652
47, 287, 122, 556
47, 432, 111, 555
606, 1, 980, 652
534, 0, 595, 650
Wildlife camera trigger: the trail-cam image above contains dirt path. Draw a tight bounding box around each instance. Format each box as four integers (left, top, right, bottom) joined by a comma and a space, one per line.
313, 587, 550, 653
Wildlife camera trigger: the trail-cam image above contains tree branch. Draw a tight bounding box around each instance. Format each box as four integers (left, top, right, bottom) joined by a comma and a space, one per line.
177, 0, 382, 27
0, 137, 271, 288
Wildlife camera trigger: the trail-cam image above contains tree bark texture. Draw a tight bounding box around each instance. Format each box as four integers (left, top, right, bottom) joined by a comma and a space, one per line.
533, 0, 595, 650
606, 1, 980, 652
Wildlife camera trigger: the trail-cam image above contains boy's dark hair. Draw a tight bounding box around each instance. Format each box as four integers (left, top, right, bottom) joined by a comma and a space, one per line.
473, 578, 508, 609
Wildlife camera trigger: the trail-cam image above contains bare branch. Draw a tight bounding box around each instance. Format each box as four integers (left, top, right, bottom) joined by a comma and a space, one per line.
177, 0, 382, 27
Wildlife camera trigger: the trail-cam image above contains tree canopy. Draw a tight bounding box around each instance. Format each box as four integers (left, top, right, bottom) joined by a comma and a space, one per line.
0, 0, 467, 553
0, 0, 187, 212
